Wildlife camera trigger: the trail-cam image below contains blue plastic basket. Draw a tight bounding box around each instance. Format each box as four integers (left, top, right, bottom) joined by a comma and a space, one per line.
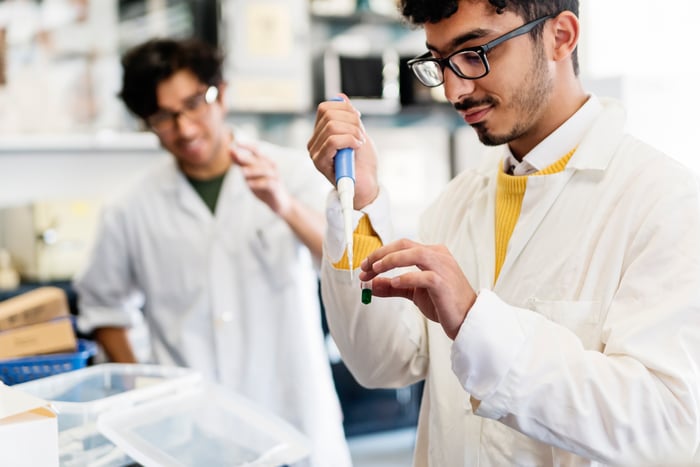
0, 339, 97, 385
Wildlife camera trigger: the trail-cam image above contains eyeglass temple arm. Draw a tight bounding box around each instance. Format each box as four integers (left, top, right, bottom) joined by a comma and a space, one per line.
482, 14, 555, 53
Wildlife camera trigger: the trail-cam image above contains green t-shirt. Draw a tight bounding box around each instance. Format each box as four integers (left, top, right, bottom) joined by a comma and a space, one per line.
186, 172, 227, 214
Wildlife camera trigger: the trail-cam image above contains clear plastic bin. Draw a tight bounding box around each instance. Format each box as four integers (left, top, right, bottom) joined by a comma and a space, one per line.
97, 381, 310, 467
14, 363, 201, 467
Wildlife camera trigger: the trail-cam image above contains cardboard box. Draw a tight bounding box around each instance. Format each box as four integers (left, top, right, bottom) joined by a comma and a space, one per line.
0, 286, 69, 331
0, 382, 59, 467
0, 317, 76, 359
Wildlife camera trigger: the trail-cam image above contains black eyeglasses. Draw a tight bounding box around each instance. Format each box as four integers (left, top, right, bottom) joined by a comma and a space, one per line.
407, 14, 555, 87
146, 86, 219, 134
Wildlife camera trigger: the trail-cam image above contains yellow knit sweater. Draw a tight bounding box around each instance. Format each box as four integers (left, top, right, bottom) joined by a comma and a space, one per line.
493, 149, 576, 282
332, 214, 382, 270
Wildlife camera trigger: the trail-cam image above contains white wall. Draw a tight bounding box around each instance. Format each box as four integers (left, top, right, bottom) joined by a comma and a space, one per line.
0, 134, 167, 208
579, 0, 700, 173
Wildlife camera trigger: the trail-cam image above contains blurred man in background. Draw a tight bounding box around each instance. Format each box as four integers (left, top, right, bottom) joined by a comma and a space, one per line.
75, 37, 351, 467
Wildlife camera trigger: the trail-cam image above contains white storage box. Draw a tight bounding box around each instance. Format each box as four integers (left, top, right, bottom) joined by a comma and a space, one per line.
97, 382, 311, 466
14, 363, 201, 467
0, 382, 59, 467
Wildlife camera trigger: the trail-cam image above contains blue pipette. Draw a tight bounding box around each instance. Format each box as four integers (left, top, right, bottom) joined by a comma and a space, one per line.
330, 97, 356, 279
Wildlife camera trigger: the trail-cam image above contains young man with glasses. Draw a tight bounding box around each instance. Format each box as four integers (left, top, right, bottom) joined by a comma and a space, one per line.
74, 38, 351, 467
308, 0, 700, 465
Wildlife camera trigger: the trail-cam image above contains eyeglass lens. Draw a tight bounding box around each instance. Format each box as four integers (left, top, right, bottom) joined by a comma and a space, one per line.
148, 87, 217, 133
414, 51, 486, 86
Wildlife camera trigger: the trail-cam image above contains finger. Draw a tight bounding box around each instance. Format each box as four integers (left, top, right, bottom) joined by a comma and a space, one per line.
308, 103, 365, 155
316, 96, 361, 126
373, 244, 453, 276
241, 167, 272, 181
243, 155, 274, 173
360, 238, 427, 273
357, 242, 425, 284
247, 178, 277, 191
369, 277, 415, 300
307, 103, 366, 187
234, 141, 259, 154
360, 239, 415, 266
309, 122, 365, 163
230, 145, 253, 166
389, 270, 441, 291
358, 241, 415, 281
358, 267, 380, 282
231, 142, 267, 167
308, 136, 362, 185
369, 277, 441, 323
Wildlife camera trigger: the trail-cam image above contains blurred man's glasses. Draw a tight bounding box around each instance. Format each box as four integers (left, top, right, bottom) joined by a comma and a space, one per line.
146, 86, 219, 134
407, 14, 554, 87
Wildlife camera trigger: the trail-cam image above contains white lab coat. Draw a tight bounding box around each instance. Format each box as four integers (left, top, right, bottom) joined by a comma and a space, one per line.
75, 139, 351, 467
321, 98, 700, 466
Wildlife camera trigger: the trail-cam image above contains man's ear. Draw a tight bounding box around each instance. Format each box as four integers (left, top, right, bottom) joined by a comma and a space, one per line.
549, 11, 579, 65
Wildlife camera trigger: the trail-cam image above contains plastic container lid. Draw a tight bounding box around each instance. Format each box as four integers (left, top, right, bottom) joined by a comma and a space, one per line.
14, 363, 202, 467
97, 381, 311, 467
14, 363, 201, 419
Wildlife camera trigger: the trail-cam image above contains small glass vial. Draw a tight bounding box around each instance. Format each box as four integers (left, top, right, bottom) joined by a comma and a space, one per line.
360, 280, 372, 305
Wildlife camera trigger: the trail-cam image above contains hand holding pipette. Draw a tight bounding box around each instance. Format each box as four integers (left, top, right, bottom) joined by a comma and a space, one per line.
330, 96, 356, 280
307, 95, 380, 280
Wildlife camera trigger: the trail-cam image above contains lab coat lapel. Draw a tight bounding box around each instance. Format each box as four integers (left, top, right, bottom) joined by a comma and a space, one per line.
493, 97, 625, 287
451, 148, 501, 290
472, 161, 499, 291
211, 165, 251, 252
496, 167, 575, 287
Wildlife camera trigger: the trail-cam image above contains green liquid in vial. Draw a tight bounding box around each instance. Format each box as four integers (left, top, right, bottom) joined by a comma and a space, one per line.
361, 288, 372, 304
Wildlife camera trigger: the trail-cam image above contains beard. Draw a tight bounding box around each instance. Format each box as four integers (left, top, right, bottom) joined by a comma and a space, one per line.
455, 44, 553, 147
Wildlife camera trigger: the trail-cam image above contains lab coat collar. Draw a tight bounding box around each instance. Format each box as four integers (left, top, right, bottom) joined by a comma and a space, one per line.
504, 94, 603, 175
474, 97, 628, 178
155, 159, 247, 222
566, 97, 627, 172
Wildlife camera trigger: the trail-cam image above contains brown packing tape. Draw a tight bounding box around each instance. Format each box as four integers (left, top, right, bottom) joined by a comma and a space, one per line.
0, 287, 69, 332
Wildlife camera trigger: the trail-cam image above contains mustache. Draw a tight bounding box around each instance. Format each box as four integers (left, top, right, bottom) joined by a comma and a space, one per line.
454, 97, 497, 112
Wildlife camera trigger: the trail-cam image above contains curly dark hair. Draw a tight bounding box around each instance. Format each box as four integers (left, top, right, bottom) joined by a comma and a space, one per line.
399, 0, 579, 74
119, 37, 224, 120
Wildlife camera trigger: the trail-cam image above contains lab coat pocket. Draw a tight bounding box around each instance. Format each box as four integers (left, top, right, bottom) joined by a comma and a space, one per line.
528, 299, 603, 350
